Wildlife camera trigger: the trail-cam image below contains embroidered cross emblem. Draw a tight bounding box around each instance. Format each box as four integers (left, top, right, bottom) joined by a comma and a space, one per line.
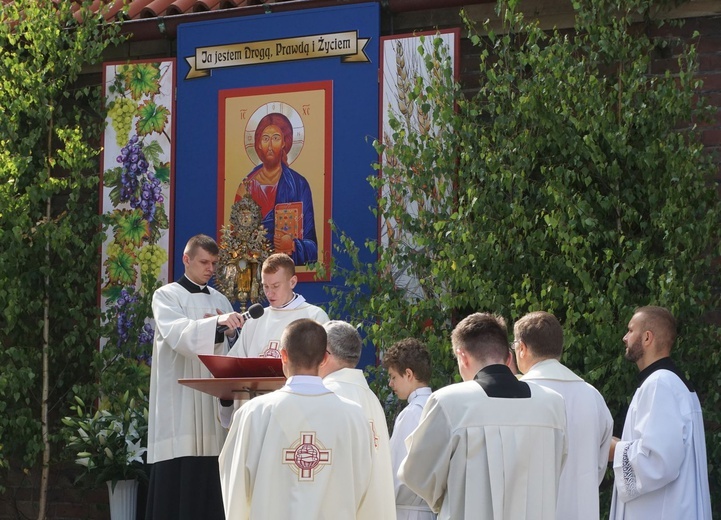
261, 340, 281, 358
283, 432, 332, 481
370, 420, 379, 450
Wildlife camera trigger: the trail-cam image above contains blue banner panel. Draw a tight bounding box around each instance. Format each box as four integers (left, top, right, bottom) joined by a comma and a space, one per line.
176, 3, 380, 364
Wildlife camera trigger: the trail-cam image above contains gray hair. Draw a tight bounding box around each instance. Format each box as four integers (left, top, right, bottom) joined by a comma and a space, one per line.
324, 320, 362, 367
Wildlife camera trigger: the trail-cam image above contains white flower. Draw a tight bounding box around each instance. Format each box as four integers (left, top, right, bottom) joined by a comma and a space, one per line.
125, 438, 147, 465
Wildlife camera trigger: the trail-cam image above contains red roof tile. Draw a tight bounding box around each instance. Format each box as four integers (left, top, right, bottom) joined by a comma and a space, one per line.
124, 0, 284, 19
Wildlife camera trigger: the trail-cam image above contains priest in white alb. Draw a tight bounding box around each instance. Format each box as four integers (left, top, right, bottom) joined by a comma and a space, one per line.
146, 234, 247, 520
220, 252, 329, 428
219, 318, 374, 519
514, 311, 613, 520
320, 320, 397, 520
610, 306, 712, 520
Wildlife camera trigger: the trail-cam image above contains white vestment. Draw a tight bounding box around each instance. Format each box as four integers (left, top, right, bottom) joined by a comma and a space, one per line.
610, 365, 712, 520
218, 375, 373, 520
389, 387, 435, 520
228, 294, 330, 358
220, 294, 330, 427
323, 368, 397, 520
399, 379, 566, 520
521, 359, 613, 520
147, 280, 233, 463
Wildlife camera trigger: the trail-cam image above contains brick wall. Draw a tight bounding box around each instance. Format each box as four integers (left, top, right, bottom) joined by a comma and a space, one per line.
0, 463, 147, 520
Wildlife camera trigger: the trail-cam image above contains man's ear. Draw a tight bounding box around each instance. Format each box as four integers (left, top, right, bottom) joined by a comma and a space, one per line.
456, 348, 469, 369
403, 368, 414, 380
289, 275, 297, 289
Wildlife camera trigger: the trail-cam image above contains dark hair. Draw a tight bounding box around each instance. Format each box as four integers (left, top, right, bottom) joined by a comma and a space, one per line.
254, 112, 293, 166
451, 312, 509, 363
513, 311, 563, 359
635, 305, 677, 350
382, 338, 431, 384
325, 321, 362, 366
184, 234, 219, 257
281, 319, 327, 370
262, 253, 296, 276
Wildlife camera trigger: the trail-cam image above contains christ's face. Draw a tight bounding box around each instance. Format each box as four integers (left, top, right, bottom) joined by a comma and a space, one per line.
257, 124, 284, 169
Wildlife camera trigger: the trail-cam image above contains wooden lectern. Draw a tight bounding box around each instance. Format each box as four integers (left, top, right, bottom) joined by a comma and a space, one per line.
179, 355, 286, 401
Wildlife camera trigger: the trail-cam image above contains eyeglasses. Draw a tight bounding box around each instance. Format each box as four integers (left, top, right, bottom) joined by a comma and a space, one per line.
511, 340, 521, 351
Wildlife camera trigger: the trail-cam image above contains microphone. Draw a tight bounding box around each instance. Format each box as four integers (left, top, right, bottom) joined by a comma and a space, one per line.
217, 303, 264, 332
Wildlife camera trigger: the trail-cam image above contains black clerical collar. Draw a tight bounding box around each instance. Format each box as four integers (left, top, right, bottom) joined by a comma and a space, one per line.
474, 364, 531, 398
178, 275, 210, 294
638, 357, 694, 393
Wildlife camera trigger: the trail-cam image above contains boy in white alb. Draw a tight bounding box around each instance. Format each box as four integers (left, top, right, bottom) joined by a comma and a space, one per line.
383, 338, 435, 520
219, 319, 373, 519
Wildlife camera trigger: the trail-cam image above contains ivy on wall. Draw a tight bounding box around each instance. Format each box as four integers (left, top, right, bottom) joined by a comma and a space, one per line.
0, 0, 124, 514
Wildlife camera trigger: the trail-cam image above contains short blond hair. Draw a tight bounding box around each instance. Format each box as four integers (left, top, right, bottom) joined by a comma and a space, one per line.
262, 253, 295, 276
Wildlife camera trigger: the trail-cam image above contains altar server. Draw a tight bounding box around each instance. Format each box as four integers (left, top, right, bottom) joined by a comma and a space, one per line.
514, 311, 613, 520
382, 338, 435, 520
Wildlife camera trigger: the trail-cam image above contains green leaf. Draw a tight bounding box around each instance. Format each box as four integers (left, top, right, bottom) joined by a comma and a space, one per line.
123, 63, 161, 100
135, 101, 169, 136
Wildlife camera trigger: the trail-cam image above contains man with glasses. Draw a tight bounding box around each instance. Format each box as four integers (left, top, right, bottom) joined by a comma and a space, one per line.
399, 312, 567, 520
514, 311, 613, 520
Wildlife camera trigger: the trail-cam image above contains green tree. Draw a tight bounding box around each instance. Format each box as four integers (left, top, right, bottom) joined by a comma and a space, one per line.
0, 1, 123, 517
327, 0, 721, 514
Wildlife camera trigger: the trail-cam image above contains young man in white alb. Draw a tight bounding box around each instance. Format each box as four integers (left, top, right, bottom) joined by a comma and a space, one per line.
514, 311, 613, 520
146, 234, 248, 520
219, 319, 373, 519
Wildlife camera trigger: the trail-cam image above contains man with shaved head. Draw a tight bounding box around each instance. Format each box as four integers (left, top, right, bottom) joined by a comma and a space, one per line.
609, 306, 712, 520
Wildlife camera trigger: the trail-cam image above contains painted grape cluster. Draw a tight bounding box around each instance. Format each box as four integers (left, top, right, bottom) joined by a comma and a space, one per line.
116, 135, 164, 223
113, 288, 140, 349
108, 97, 137, 147
138, 244, 168, 278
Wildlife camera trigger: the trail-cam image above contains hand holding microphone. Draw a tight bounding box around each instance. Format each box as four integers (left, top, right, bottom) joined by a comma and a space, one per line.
216, 303, 265, 333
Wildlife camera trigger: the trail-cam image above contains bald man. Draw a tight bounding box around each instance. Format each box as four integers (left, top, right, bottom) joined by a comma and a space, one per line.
609, 306, 711, 520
